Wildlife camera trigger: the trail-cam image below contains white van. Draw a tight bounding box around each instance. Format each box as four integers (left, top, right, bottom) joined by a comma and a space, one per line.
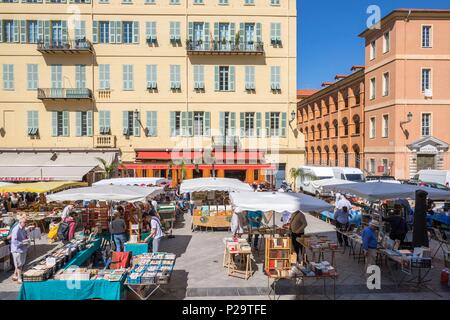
297, 166, 335, 195
414, 170, 450, 187
331, 167, 365, 182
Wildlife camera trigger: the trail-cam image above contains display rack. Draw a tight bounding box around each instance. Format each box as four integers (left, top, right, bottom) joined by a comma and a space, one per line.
264, 236, 292, 279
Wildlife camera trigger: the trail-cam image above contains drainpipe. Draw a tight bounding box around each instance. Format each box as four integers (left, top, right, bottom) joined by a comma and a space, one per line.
403, 11, 411, 179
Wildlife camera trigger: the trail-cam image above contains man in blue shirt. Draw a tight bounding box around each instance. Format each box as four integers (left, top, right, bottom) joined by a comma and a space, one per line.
10, 215, 30, 283
247, 211, 263, 250
362, 220, 380, 271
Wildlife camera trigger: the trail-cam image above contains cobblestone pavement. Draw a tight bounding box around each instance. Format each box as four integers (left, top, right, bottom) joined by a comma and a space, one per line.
1, 213, 449, 300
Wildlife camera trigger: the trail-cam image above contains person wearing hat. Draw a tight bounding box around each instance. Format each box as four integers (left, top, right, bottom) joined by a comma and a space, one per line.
362, 220, 380, 270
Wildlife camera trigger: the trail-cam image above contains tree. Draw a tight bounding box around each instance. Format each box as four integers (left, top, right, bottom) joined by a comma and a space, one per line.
289, 168, 316, 192
96, 157, 118, 179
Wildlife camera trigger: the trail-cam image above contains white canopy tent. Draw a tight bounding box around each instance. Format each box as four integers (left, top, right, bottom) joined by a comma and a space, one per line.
0, 182, 15, 187
310, 178, 356, 189
179, 177, 252, 193
92, 177, 169, 187
46, 185, 164, 203
230, 192, 334, 213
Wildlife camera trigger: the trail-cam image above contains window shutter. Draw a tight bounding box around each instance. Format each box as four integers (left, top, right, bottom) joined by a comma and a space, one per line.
204, 22, 210, 49
151, 111, 157, 137
147, 111, 157, 137
229, 66, 235, 91
239, 23, 244, 50
44, 20, 50, 45
37, 20, 43, 43
13, 20, 19, 43
204, 112, 210, 136
92, 21, 98, 43
34, 111, 39, 131
181, 112, 187, 136
230, 23, 235, 44
108, 21, 115, 43
240, 112, 245, 137
219, 112, 224, 136
61, 20, 68, 43
230, 112, 236, 136
133, 111, 140, 137
51, 112, 57, 137
105, 111, 111, 131
281, 112, 287, 137
0, 20, 2, 43
27, 111, 33, 133
133, 21, 139, 44
256, 112, 262, 137
265, 112, 270, 137
75, 20, 85, 40
214, 66, 219, 91
146, 65, 151, 86
199, 65, 204, 85
270, 23, 274, 41
99, 110, 105, 133
123, 111, 128, 135
187, 112, 193, 136
188, 22, 193, 41
87, 111, 93, 136
20, 20, 26, 43
170, 111, 176, 137
214, 23, 219, 42
116, 21, 122, 44
105, 64, 110, 89
76, 112, 81, 136
256, 23, 262, 43
63, 111, 69, 137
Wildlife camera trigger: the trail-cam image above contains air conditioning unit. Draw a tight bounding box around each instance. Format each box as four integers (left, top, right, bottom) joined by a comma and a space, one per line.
424, 89, 433, 98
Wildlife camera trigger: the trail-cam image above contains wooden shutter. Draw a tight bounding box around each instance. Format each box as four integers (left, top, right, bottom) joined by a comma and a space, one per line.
265, 112, 270, 137
51, 112, 57, 137
203, 112, 210, 136
76, 111, 82, 136
123, 111, 128, 135
256, 112, 262, 137
214, 66, 219, 91
20, 20, 26, 43
92, 21, 98, 43
87, 111, 93, 136
133, 21, 139, 44
281, 112, 287, 137
229, 66, 235, 91
240, 112, 245, 137
62, 111, 69, 137
133, 111, 140, 137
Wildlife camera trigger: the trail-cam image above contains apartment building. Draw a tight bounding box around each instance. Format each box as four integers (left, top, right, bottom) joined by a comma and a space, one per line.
0, 0, 300, 187
360, 9, 450, 179
297, 67, 365, 169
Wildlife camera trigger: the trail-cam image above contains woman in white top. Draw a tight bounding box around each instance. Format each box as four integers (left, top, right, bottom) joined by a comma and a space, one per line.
144, 211, 164, 253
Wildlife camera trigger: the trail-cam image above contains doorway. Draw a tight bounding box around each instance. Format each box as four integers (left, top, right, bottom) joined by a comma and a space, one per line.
417, 154, 436, 171
224, 170, 246, 182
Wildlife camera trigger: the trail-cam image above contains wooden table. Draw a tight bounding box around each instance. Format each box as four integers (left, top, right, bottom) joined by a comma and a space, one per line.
224, 247, 253, 280
298, 238, 338, 267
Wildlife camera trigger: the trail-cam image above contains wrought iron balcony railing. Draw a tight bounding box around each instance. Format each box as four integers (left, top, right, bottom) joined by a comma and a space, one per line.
186, 40, 264, 55
37, 88, 93, 100
37, 39, 93, 53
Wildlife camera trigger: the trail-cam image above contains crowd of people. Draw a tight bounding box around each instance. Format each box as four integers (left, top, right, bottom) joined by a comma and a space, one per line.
0, 192, 42, 213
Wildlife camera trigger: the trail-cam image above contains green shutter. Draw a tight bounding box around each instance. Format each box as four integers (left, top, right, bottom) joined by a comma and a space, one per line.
219, 112, 224, 136
230, 23, 235, 44
239, 23, 244, 49
75, 112, 81, 136
13, 20, 19, 43
181, 112, 187, 136
61, 20, 67, 43
229, 66, 235, 91
151, 111, 157, 137
133, 111, 140, 137
51, 112, 57, 137
214, 22, 219, 42
63, 111, 69, 137
188, 22, 193, 41
123, 111, 128, 135
116, 21, 122, 43
281, 112, 287, 137
87, 111, 93, 136
133, 21, 139, 44
99, 110, 105, 133
240, 112, 245, 137
187, 112, 193, 136
92, 21, 98, 43
147, 111, 157, 137
37, 20, 43, 43
230, 112, 236, 136
256, 112, 262, 137
44, 20, 50, 45
105, 111, 110, 132
27, 111, 33, 133
0, 20, 3, 43
265, 112, 270, 137
214, 66, 219, 91
20, 20, 26, 43
256, 23, 262, 43
204, 112, 210, 136
204, 22, 210, 49
108, 21, 115, 43
170, 111, 176, 137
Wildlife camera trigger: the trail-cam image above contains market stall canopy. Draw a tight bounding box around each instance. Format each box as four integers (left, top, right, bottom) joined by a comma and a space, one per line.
310, 178, 356, 189
179, 177, 253, 193
230, 192, 334, 213
322, 182, 450, 201
92, 177, 169, 187
0, 182, 14, 187
0, 151, 116, 182
0, 181, 87, 193
46, 185, 163, 202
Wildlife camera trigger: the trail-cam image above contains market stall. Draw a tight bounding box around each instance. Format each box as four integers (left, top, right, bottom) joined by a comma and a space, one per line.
93, 177, 170, 187
180, 178, 252, 231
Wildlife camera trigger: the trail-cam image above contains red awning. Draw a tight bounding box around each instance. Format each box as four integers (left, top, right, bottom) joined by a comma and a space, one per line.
136, 150, 264, 162
122, 163, 275, 170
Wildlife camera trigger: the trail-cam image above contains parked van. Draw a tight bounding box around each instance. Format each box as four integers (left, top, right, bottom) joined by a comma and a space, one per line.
297, 166, 335, 195
331, 167, 365, 182
413, 170, 450, 187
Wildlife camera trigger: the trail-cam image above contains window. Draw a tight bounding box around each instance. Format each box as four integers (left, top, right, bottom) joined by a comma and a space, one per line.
194, 0, 204, 3
122, 0, 133, 3
99, 110, 111, 134
219, 112, 236, 136
76, 111, 93, 137
27, 64, 38, 90
170, 0, 180, 4
382, 114, 389, 138
51, 111, 69, 137
74, 20, 86, 40
353, 116, 361, 135
193, 111, 210, 136
215, 66, 235, 92
50, 21, 65, 46
324, 122, 330, 138
265, 112, 286, 137
123, 64, 134, 90
170, 65, 181, 89
145, 0, 156, 4
245, 66, 255, 90
369, 159, 376, 174
218, 0, 228, 4
146, 111, 157, 137
2, 64, 14, 90
422, 26, 432, 48
99, 64, 110, 89
383, 31, 390, 53
271, 0, 280, 5
98, 21, 109, 43
342, 118, 349, 136
145, 21, 157, 43
370, 40, 376, 60
27, 20, 39, 44
244, 0, 254, 4
146, 64, 157, 89
421, 113, 431, 137
193, 65, 204, 90
75, 64, 86, 89
369, 117, 376, 138
27, 111, 39, 136
170, 112, 194, 137
51, 64, 62, 89
122, 21, 133, 44
271, 66, 281, 91
421, 68, 431, 92
240, 112, 259, 137
169, 21, 181, 42
382, 72, 390, 96
333, 120, 338, 137
370, 78, 376, 100
270, 23, 281, 46
123, 111, 140, 137
2, 20, 17, 43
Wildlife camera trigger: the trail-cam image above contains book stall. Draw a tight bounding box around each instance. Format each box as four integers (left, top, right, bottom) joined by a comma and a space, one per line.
298, 235, 339, 267
223, 237, 253, 280
179, 178, 253, 231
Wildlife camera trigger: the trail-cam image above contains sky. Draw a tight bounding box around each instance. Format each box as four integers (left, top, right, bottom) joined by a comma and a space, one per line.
297, 0, 450, 90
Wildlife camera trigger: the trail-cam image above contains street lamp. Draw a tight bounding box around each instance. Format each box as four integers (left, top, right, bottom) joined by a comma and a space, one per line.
400, 112, 413, 127
290, 110, 296, 123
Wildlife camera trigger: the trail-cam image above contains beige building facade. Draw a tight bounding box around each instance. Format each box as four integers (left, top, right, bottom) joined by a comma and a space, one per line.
0, 0, 302, 186
360, 9, 450, 179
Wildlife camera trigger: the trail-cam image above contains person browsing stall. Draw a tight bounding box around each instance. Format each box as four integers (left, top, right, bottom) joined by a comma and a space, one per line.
110, 211, 127, 252
334, 206, 350, 247
144, 211, 164, 253
10, 215, 31, 283
247, 211, 263, 250
382, 207, 408, 244
362, 220, 380, 270
289, 210, 308, 260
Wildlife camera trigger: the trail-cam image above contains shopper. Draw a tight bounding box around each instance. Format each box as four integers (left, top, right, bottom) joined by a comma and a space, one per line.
382, 209, 408, 244
10, 193, 19, 209
335, 194, 352, 211
64, 212, 77, 241
231, 211, 244, 238
110, 211, 127, 252
247, 210, 263, 250
10, 215, 30, 283
144, 211, 164, 253
289, 210, 308, 260
362, 220, 380, 270
334, 206, 350, 247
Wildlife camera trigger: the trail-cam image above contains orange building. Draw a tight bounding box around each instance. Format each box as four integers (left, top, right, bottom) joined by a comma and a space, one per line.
297, 67, 365, 169
360, 9, 450, 179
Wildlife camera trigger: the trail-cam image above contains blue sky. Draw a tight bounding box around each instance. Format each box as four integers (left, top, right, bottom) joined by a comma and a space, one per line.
297, 0, 450, 89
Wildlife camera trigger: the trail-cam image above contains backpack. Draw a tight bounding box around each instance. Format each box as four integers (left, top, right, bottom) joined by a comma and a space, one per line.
57, 222, 70, 241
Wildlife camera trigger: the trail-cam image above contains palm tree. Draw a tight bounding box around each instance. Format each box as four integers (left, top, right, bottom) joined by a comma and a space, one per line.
290, 168, 316, 192
96, 157, 119, 179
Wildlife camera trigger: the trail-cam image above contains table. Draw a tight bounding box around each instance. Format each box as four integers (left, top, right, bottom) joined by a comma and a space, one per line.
19, 279, 125, 300
224, 247, 253, 280
298, 238, 338, 267
124, 242, 151, 256
125, 280, 167, 300
64, 238, 102, 269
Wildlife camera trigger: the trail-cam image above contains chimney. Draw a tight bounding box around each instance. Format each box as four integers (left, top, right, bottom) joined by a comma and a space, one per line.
321, 82, 334, 87
334, 74, 348, 80
351, 65, 365, 71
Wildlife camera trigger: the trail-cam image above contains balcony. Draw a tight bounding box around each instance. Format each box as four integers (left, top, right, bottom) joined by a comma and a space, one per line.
94, 135, 116, 148
186, 40, 264, 55
37, 88, 93, 100
212, 136, 241, 150
37, 39, 93, 54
